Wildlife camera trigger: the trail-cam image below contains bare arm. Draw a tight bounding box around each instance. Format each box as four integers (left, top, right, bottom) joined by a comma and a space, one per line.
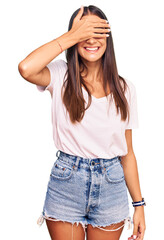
18, 31, 78, 86
18, 6, 110, 88
121, 129, 146, 239
121, 129, 142, 202
18, 6, 110, 87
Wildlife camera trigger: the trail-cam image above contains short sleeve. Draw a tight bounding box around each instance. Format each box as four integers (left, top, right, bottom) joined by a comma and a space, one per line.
125, 80, 139, 129
36, 59, 66, 96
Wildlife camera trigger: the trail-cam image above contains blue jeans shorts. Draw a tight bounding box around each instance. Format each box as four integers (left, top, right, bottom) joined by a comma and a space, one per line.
37, 150, 132, 233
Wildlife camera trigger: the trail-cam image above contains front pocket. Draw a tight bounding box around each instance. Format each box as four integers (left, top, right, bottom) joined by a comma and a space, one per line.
50, 158, 74, 181
104, 160, 125, 183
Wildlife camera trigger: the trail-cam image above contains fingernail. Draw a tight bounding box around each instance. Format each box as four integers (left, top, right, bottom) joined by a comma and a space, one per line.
128, 235, 137, 240
132, 235, 137, 239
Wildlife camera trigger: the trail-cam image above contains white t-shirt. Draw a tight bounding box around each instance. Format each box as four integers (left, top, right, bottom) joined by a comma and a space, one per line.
36, 59, 139, 159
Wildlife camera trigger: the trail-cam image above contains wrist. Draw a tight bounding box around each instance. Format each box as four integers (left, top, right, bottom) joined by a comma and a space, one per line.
132, 197, 146, 208
134, 205, 144, 211
56, 31, 78, 52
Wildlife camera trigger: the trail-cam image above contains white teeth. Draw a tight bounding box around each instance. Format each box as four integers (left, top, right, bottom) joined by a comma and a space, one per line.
85, 47, 99, 51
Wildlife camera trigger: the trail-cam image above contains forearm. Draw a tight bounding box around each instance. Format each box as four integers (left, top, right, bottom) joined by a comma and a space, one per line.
18, 31, 78, 77
121, 151, 142, 202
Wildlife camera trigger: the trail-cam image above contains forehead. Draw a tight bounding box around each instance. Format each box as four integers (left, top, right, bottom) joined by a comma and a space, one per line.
81, 14, 102, 21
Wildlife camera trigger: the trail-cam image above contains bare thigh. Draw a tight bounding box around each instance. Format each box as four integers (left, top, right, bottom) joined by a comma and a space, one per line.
46, 218, 85, 240
86, 220, 125, 240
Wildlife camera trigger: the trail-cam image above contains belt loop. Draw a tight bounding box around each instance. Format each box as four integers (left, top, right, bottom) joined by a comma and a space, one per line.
56, 150, 60, 158
73, 156, 80, 171
100, 159, 105, 174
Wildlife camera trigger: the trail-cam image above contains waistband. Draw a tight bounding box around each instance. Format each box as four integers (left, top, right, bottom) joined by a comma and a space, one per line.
56, 150, 121, 171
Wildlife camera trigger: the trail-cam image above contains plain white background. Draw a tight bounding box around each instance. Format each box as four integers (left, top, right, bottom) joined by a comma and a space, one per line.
0, 0, 163, 239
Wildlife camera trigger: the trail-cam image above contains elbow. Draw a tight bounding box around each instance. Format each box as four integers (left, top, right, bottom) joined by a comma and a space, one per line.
18, 61, 30, 79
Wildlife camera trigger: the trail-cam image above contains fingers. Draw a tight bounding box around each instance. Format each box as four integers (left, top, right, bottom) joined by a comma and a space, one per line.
93, 33, 110, 38
92, 22, 111, 38
133, 222, 138, 238
92, 22, 111, 28
72, 6, 112, 41
75, 5, 84, 22
139, 223, 146, 240
94, 28, 111, 34
130, 223, 145, 240
91, 21, 111, 37
96, 26, 111, 33
79, 5, 84, 12
128, 235, 137, 240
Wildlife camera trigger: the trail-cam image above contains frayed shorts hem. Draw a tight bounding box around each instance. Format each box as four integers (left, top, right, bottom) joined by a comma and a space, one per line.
37, 211, 132, 232
37, 211, 87, 232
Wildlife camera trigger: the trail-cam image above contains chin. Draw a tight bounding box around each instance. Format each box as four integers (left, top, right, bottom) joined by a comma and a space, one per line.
85, 58, 101, 62
81, 55, 103, 62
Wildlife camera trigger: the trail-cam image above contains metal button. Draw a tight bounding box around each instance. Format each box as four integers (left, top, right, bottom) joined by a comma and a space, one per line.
56, 150, 60, 157
91, 161, 95, 166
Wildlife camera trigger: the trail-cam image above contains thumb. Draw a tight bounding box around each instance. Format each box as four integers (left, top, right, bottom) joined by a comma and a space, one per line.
74, 5, 84, 22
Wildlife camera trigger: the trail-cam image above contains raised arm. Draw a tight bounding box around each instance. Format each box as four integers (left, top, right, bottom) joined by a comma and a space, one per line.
18, 32, 78, 87
18, 6, 110, 88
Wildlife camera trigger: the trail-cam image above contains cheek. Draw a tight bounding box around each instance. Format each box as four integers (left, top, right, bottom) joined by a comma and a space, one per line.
77, 48, 83, 57
77, 45, 84, 55
102, 43, 107, 53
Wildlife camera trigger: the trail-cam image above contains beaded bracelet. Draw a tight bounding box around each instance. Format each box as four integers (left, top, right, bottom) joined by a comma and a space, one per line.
132, 198, 146, 207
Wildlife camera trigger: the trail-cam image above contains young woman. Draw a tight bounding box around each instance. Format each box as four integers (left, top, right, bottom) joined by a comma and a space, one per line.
18, 5, 146, 240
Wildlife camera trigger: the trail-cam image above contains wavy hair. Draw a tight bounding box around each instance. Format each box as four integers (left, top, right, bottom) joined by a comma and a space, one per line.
61, 5, 130, 124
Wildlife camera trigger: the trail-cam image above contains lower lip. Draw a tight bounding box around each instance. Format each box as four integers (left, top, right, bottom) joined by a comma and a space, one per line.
84, 47, 100, 53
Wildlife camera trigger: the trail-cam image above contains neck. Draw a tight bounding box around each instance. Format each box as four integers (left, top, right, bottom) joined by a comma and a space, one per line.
80, 59, 103, 83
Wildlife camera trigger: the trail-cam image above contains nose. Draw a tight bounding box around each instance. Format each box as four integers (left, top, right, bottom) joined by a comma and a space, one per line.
85, 38, 97, 43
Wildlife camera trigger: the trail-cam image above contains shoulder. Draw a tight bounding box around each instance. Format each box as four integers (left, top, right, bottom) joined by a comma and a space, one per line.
124, 78, 136, 90
47, 59, 68, 73
56, 59, 68, 68
123, 78, 137, 98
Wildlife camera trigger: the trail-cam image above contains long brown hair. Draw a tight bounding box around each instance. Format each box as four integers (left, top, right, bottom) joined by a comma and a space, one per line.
62, 5, 130, 124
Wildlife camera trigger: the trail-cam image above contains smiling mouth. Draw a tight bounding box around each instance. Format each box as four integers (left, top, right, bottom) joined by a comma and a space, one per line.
84, 47, 100, 53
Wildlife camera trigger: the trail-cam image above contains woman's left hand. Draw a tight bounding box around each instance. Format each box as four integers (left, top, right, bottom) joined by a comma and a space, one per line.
132, 206, 146, 239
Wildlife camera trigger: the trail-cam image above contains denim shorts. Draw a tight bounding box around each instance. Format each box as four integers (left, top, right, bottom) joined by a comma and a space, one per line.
37, 150, 132, 233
